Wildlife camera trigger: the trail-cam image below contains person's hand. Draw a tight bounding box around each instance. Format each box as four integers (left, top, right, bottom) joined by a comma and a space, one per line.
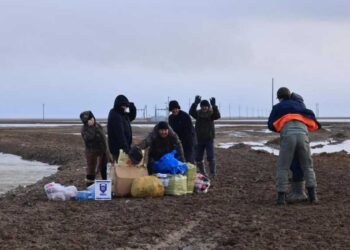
195, 95, 201, 105
210, 97, 216, 106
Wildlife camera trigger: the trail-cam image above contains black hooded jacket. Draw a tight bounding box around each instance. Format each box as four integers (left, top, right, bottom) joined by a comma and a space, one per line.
107, 95, 137, 155
168, 110, 196, 152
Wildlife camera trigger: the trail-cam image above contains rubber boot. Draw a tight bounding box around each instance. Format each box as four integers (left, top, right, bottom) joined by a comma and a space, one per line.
307, 187, 319, 204
276, 192, 286, 206
85, 175, 95, 187
287, 181, 308, 203
196, 161, 207, 176
208, 160, 216, 178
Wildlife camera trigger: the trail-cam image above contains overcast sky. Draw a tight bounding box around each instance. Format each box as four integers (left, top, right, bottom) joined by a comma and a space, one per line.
1, 0, 349, 118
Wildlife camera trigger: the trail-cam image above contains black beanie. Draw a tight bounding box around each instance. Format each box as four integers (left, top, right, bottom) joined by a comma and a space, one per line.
169, 100, 181, 111
200, 100, 210, 108
80, 111, 94, 124
157, 121, 169, 130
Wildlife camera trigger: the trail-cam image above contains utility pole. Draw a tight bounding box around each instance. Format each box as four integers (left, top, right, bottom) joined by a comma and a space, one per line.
42, 103, 45, 121
238, 105, 241, 119
272, 78, 274, 108
229, 104, 231, 119
316, 103, 320, 117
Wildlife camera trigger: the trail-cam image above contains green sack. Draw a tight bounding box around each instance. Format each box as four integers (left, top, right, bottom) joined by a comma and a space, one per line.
186, 163, 197, 194
165, 174, 187, 196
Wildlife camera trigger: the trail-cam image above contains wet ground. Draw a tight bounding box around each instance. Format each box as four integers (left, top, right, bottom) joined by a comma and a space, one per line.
0, 123, 350, 249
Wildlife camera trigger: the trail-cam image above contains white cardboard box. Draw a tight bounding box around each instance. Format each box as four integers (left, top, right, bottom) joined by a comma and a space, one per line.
94, 180, 112, 200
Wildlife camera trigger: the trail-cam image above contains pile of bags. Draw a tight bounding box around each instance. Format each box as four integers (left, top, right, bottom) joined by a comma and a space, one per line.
111, 150, 210, 198
44, 182, 78, 201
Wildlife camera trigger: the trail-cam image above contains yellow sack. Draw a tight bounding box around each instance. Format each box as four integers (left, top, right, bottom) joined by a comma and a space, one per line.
131, 176, 165, 198
186, 163, 197, 194
165, 174, 187, 196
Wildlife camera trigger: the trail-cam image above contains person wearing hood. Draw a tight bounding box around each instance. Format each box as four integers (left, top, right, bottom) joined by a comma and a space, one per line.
80, 111, 110, 187
268, 87, 321, 205
107, 95, 137, 162
168, 100, 196, 163
137, 121, 185, 175
190, 95, 221, 177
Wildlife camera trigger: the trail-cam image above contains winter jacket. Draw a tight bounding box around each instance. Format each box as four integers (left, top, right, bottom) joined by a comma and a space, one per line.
138, 124, 185, 163
80, 111, 108, 153
107, 95, 137, 155
168, 110, 196, 152
189, 103, 221, 142
268, 98, 321, 133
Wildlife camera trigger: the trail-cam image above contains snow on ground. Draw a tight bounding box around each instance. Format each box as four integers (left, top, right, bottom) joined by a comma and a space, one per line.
0, 153, 58, 194
218, 140, 350, 156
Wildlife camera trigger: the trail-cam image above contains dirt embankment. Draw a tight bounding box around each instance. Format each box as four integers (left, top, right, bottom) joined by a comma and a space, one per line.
1, 127, 350, 249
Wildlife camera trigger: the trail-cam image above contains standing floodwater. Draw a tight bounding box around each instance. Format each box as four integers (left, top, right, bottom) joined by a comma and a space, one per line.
0, 152, 58, 195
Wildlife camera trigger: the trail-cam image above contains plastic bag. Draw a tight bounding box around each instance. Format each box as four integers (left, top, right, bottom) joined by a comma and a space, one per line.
165, 174, 187, 196
44, 182, 78, 201
131, 176, 165, 198
153, 150, 188, 175
186, 163, 197, 194
194, 173, 210, 194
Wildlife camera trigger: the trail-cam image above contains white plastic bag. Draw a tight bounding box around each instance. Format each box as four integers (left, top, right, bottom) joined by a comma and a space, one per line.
44, 182, 78, 201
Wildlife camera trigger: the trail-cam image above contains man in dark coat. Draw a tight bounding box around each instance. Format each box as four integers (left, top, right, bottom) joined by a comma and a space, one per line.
107, 95, 136, 162
190, 95, 221, 177
268, 87, 321, 205
137, 121, 185, 175
168, 100, 196, 163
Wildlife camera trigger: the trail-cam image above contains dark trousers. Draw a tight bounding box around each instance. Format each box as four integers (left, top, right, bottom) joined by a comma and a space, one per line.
85, 151, 107, 181
184, 146, 195, 164
195, 140, 215, 162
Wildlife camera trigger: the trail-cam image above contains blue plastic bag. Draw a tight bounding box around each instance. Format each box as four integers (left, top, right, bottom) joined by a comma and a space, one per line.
153, 150, 188, 175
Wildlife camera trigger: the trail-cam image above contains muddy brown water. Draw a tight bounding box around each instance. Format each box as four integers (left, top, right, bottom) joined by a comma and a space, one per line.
0, 124, 350, 249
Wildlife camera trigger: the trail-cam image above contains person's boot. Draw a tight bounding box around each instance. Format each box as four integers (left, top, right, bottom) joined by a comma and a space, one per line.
276, 192, 286, 206
287, 181, 308, 203
208, 160, 216, 178
196, 161, 207, 176
307, 187, 319, 204
85, 175, 95, 187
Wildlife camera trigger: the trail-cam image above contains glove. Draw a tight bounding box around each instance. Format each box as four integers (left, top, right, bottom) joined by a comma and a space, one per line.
210, 97, 216, 106
195, 95, 201, 105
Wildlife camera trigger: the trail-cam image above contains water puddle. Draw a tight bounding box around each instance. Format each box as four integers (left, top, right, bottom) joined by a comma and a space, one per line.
0, 153, 58, 195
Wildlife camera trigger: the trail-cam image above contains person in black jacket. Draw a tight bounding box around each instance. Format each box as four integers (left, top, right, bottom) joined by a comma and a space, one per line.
168, 100, 196, 163
190, 95, 221, 177
107, 95, 136, 162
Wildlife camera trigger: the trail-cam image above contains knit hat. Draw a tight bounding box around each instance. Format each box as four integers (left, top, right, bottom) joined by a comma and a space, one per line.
157, 121, 169, 130
169, 100, 181, 111
277, 87, 291, 99
200, 100, 210, 108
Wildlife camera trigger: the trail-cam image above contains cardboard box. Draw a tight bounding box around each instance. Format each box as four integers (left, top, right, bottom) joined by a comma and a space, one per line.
112, 164, 148, 197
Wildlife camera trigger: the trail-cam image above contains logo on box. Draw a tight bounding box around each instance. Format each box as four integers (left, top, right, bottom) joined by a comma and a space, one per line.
95, 180, 112, 200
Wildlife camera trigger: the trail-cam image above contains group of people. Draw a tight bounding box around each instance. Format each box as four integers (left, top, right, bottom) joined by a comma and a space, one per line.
80, 94, 221, 186
80, 87, 321, 206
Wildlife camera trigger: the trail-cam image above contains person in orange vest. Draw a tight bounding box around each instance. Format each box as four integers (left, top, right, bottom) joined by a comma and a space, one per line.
268, 87, 321, 205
